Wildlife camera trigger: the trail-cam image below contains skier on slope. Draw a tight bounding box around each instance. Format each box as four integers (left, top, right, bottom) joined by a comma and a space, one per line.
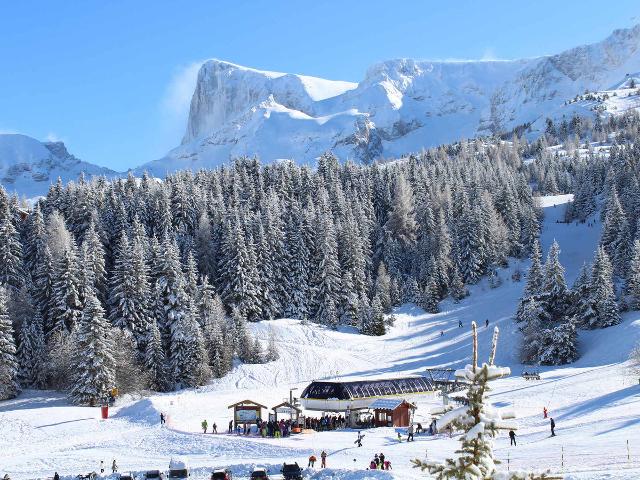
202, 419, 208, 433
509, 430, 516, 446
550, 417, 556, 436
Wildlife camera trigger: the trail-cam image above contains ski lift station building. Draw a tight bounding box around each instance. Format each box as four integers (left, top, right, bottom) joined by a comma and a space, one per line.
299, 376, 435, 412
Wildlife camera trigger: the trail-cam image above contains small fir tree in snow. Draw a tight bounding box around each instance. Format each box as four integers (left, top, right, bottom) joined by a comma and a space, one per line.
368, 295, 386, 336
412, 323, 559, 480
69, 289, 115, 405
0, 286, 20, 399
265, 326, 279, 362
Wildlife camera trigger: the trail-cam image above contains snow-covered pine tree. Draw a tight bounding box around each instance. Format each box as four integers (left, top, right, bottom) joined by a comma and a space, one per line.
145, 318, 168, 392
449, 264, 468, 302
69, 288, 115, 405
404, 277, 422, 305
537, 318, 579, 365
571, 263, 596, 327
265, 325, 279, 361
587, 247, 620, 328
541, 240, 568, 321
524, 239, 543, 298
518, 296, 546, 364
82, 220, 107, 302
311, 192, 342, 328
368, 295, 386, 336
51, 242, 82, 335
17, 310, 46, 389
218, 214, 261, 321
412, 323, 559, 479
169, 312, 210, 389
0, 286, 20, 399
373, 263, 392, 312
627, 239, 640, 310
0, 207, 25, 292
420, 276, 440, 314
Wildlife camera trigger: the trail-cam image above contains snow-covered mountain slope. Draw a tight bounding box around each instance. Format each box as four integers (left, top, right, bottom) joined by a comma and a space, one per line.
0, 134, 118, 197
4, 196, 640, 480
137, 25, 640, 175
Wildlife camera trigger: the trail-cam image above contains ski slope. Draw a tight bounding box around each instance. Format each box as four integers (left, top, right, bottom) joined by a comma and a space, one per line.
2, 195, 640, 480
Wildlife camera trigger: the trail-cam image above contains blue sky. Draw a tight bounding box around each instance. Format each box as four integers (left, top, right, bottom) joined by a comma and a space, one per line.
1, 1, 639, 171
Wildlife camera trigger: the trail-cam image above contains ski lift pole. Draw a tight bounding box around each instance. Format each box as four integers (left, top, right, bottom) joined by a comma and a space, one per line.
627, 439, 630, 466
561, 446, 564, 471
507, 452, 510, 471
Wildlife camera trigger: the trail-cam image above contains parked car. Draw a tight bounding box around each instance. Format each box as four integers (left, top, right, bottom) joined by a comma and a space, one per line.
168, 458, 189, 479
249, 468, 269, 480
119, 474, 134, 480
281, 463, 302, 480
210, 469, 233, 480
145, 471, 164, 480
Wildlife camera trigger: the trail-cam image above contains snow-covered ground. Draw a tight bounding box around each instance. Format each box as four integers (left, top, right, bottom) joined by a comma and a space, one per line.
2, 195, 640, 480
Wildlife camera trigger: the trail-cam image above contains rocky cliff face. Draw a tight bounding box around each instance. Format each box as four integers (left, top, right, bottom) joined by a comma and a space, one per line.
140, 25, 640, 175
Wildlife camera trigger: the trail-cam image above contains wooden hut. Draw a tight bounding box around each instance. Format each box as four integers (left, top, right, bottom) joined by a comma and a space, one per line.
272, 401, 302, 422
370, 399, 416, 427
228, 400, 267, 428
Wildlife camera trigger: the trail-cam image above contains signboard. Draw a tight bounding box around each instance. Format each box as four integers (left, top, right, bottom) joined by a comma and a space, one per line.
275, 407, 294, 414
235, 409, 258, 423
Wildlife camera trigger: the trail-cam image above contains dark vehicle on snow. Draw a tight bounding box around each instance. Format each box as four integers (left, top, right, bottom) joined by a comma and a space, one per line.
250, 468, 269, 480
281, 463, 303, 480
210, 469, 233, 480
145, 471, 164, 480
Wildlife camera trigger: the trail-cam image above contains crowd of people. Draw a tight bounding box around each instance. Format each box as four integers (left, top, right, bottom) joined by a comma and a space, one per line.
368, 452, 392, 470
304, 414, 346, 431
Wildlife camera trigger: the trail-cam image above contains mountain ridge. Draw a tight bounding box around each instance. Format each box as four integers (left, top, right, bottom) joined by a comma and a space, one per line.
134, 24, 640, 177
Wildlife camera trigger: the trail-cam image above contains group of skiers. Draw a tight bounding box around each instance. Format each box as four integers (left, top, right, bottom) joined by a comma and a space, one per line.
307, 451, 327, 468
201, 419, 218, 433
368, 453, 392, 470
507, 410, 557, 446
98, 460, 118, 474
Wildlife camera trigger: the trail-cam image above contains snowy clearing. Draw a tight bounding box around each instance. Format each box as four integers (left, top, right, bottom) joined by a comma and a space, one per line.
2, 196, 640, 480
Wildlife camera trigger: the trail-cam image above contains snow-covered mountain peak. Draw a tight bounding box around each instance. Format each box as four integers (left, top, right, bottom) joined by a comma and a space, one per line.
182, 58, 357, 144
0, 133, 117, 197
159, 26, 631, 175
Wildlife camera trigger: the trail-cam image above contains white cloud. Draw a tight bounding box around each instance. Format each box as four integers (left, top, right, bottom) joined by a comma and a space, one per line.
160, 61, 205, 142
45, 132, 61, 142
481, 47, 500, 61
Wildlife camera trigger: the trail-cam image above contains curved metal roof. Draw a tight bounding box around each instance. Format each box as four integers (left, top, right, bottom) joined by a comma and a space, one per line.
301, 377, 434, 400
